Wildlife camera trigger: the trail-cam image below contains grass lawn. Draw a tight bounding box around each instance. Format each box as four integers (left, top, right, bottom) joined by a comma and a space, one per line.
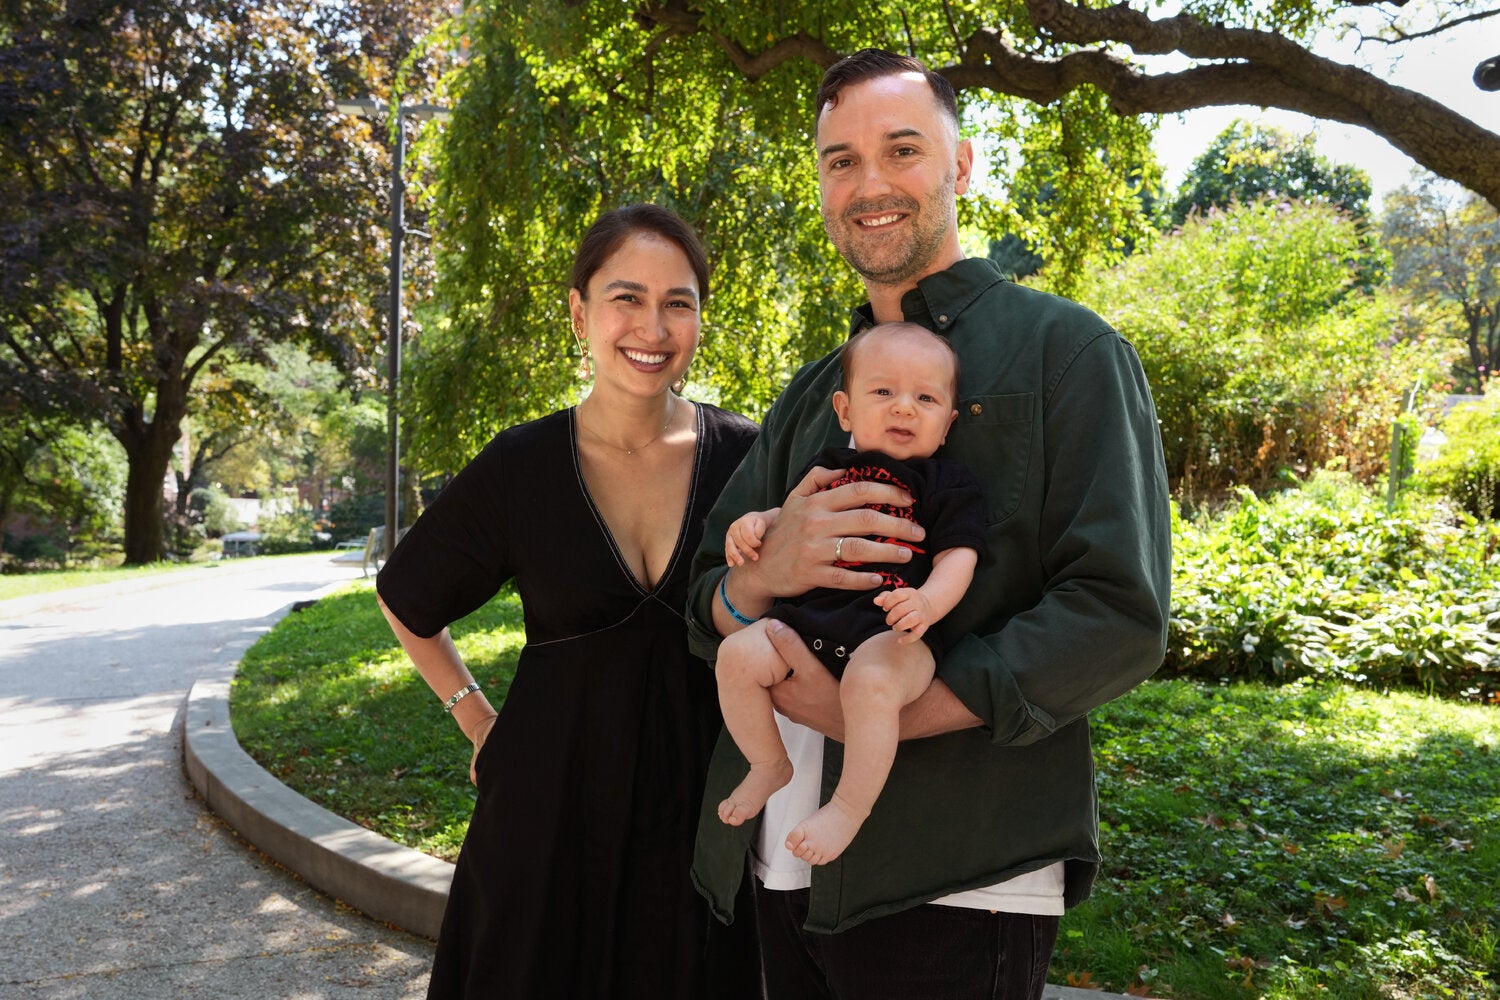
0, 559, 209, 602
231, 580, 1500, 999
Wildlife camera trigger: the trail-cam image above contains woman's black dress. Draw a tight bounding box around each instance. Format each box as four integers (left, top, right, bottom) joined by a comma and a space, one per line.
377, 404, 760, 999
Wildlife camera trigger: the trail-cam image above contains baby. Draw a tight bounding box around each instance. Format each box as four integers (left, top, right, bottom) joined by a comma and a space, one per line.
715, 321, 985, 864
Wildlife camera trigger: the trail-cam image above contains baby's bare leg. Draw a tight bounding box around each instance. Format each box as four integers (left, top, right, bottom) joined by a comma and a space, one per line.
787, 632, 935, 864
715, 619, 796, 826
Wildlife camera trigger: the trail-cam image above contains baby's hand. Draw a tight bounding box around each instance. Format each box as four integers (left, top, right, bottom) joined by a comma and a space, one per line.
724, 513, 770, 567
874, 588, 933, 643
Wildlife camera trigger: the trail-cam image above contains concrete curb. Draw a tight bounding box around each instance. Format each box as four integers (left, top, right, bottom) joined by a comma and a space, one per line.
183, 676, 453, 940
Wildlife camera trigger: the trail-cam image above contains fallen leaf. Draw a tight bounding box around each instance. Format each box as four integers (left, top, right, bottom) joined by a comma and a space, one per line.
1313, 892, 1346, 918
1444, 838, 1473, 852
1393, 886, 1418, 902
1382, 838, 1405, 859
1425, 874, 1440, 900
1219, 911, 1238, 929
1195, 812, 1225, 829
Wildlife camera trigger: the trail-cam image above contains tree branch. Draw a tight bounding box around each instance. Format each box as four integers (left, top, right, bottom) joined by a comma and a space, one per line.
631, 1, 1500, 209
1371, 8, 1499, 44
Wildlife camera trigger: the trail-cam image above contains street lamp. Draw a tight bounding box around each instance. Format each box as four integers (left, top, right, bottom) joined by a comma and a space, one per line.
336, 98, 449, 561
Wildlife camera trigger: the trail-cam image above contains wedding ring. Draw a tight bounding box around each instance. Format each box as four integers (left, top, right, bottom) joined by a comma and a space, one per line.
834, 536, 845, 563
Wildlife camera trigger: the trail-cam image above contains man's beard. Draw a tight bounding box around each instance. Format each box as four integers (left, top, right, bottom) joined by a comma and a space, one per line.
824, 171, 956, 287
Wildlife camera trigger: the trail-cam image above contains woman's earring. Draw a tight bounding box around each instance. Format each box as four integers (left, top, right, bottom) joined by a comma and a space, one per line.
672, 369, 688, 395
574, 326, 592, 382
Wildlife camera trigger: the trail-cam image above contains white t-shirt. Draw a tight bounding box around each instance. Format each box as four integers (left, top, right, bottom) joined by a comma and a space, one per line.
751, 713, 1065, 915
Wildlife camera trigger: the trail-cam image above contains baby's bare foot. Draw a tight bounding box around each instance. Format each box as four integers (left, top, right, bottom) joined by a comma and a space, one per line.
786, 794, 869, 865
717, 758, 793, 826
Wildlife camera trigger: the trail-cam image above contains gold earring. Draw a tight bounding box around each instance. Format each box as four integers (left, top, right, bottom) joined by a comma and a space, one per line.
573, 324, 593, 381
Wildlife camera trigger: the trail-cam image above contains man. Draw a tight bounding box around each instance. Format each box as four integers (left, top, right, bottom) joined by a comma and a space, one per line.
687, 48, 1172, 999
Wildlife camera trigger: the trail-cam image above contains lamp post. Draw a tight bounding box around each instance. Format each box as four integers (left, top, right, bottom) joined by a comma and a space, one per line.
336, 98, 448, 561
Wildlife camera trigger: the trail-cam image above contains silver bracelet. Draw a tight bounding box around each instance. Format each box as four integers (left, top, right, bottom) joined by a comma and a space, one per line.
443, 682, 481, 713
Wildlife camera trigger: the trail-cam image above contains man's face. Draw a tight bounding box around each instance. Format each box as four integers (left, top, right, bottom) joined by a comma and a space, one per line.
816, 72, 973, 290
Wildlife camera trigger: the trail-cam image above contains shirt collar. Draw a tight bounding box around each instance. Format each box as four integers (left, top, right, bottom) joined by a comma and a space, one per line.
847, 257, 1007, 337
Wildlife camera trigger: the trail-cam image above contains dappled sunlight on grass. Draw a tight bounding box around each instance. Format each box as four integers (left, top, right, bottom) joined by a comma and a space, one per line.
231, 581, 524, 862
1054, 679, 1500, 998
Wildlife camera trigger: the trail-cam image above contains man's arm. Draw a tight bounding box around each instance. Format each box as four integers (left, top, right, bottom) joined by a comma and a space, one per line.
765, 625, 982, 742
937, 332, 1172, 747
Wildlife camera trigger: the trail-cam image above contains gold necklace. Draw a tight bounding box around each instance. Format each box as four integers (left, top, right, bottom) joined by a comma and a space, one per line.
579, 400, 676, 456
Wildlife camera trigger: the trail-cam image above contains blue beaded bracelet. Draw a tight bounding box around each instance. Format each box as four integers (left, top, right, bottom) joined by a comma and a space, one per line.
719, 574, 757, 626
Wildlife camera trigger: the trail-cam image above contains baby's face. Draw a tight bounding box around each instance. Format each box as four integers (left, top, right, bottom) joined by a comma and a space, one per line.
833, 329, 958, 461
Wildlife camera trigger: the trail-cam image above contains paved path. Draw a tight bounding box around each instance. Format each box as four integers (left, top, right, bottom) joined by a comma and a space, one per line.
0, 555, 434, 999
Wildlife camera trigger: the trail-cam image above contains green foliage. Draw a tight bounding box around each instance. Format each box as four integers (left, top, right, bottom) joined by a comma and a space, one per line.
254, 510, 321, 555
0, 420, 126, 567
1171, 121, 1373, 226
325, 493, 386, 541
1057, 679, 1500, 998
0, 0, 444, 562
1074, 199, 1454, 493
1382, 178, 1500, 392
1419, 394, 1500, 519
190, 487, 243, 539
230, 582, 524, 861
1168, 473, 1500, 698
413, 3, 1160, 475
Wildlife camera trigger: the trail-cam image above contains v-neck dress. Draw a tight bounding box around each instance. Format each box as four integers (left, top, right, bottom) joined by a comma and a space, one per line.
377, 403, 760, 999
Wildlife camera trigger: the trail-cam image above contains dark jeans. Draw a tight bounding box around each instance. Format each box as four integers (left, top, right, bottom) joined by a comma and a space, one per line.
753, 882, 1060, 1000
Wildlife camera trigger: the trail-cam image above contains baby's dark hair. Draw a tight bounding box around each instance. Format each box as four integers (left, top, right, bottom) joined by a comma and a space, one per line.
838, 322, 961, 397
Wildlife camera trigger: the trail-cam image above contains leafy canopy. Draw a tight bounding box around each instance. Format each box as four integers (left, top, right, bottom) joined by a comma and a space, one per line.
413, 2, 1158, 474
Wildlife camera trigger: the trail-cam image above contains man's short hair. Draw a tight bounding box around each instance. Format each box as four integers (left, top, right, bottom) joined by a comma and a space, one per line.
814, 48, 959, 132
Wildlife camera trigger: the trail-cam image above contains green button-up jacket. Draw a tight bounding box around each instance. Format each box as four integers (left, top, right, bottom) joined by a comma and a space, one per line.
688, 257, 1172, 933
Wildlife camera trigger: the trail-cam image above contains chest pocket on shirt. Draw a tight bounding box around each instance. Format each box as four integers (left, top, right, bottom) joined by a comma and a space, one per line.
944, 392, 1034, 525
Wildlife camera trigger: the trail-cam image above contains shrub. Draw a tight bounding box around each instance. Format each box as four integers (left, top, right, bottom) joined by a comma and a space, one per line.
1419, 393, 1500, 519
1167, 472, 1500, 698
1073, 199, 1458, 495
256, 510, 320, 555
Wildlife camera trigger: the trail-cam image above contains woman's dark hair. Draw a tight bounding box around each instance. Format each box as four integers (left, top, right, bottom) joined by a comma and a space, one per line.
814, 48, 959, 131
570, 204, 711, 302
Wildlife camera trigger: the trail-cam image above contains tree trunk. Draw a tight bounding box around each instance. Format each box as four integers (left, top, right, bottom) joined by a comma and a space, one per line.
120, 441, 173, 565
116, 385, 190, 566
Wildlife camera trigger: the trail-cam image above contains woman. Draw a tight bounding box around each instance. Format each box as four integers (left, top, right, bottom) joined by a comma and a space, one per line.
377, 205, 760, 998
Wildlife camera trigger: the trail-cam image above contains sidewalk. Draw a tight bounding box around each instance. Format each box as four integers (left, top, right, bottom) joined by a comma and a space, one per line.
0, 554, 433, 998
183, 606, 1150, 1000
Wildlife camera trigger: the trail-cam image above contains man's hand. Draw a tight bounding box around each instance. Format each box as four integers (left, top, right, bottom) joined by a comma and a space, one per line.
874, 587, 934, 643
728, 465, 925, 610
765, 618, 984, 742
764, 620, 845, 742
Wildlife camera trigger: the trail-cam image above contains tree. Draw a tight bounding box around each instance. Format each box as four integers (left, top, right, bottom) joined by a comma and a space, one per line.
418, 1, 1497, 477
0, 416, 127, 566
624, 0, 1499, 208
1381, 178, 1500, 391
1170, 121, 1372, 225
417, 6, 1158, 474
0, 0, 445, 563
